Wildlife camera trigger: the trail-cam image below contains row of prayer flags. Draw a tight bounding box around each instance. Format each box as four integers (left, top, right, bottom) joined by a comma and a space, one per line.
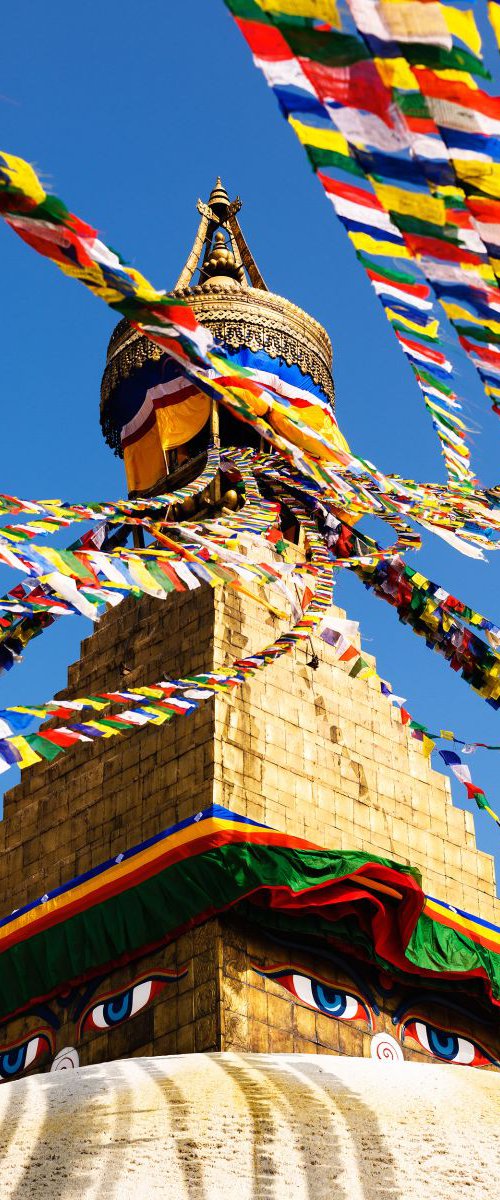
223, 0, 500, 480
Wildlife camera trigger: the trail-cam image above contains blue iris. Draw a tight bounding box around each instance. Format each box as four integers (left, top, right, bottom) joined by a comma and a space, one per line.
427, 1026, 459, 1061
311, 982, 348, 1017
103, 990, 133, 1026
0, 1045, 27, 1078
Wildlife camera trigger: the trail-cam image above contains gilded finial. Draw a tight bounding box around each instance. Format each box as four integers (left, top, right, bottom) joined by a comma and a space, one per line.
202, 230, 245, 287
173, 177, 267, 292
208, 177, 230, 220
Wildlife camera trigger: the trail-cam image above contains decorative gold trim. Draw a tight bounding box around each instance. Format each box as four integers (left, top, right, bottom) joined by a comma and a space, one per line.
101, 285, 334, 412
101, 181, 336, 459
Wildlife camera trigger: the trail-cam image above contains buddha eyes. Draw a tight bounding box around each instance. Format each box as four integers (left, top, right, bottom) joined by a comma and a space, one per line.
291, 975, 368, 1022
79, 972, 182, 1037
256, 967, 372, 1028
0, 1032, 53, 1080
401, 1020, 497, 1068
254, 968, 498, 1067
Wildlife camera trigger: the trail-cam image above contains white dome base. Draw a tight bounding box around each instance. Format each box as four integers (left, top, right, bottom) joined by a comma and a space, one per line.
1, 1053, 499, 1198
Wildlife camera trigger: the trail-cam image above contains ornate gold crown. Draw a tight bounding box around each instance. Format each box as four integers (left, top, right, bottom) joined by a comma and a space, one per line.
101, 180, 335, 453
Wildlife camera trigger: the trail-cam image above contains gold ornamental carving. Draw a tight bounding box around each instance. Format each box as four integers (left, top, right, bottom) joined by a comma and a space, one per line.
101, 287, 335, 415
100, 180, 336, 453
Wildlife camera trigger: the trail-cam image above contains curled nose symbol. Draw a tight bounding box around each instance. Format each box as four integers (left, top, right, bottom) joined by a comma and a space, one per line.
50, 1046, 80, 1072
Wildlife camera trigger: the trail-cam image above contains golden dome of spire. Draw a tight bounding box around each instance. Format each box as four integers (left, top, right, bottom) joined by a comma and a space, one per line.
207, 176, 231, 219
101, 181, 335, 457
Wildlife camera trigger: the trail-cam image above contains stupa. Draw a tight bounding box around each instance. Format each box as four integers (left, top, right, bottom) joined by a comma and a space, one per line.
0, 182, 499, 1092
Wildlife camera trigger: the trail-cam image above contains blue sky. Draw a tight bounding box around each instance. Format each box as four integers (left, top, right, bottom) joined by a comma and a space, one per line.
2, 0, 500, 885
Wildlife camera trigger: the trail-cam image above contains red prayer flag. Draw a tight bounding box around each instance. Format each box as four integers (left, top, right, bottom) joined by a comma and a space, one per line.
300, 60, 393, 125
403, 233, 482, 266
235, 18, 292, 61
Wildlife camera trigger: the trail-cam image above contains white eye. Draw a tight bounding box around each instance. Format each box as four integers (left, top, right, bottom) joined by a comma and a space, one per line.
292, 974, 317, 1009
90, 980, 153, 1030
129, 980, 153, 1016
454, 1038, 476, 1066
412, 1021, 475, 1064
90, 1004, 109, 1030
414, 1022, 431, 1052
291, 975, 360, 1020
23, 1037, 40, 1069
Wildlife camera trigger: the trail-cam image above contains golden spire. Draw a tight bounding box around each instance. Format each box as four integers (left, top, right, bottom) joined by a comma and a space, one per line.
101, 181, 336, 464
174, 177, 268, 292
207, 176, 230, 218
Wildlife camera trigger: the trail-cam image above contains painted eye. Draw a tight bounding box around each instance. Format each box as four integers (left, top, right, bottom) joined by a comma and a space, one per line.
81, 979, 164, 1034
261, 969, 371, 1027
0, 1033, 52, 1080
79, 973, 182, 1037
401, 1020, 496, 1067
292, 975, 363, 1019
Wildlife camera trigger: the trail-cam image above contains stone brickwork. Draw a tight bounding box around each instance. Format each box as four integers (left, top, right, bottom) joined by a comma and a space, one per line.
214, 588, 500, 922
0, 587, 215, 913
1, 577, 498, 921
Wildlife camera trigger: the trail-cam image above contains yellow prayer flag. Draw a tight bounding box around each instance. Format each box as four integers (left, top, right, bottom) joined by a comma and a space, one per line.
289, 116, 349, 154
10, 736, 42, 769
126, 560, 168, 599
373, 181, 445, 226
440, 730, 455, 740
137, 706, 173, 725
469, 612, 483, 626
441, 302, 500, 336
257, 0, 341, 26
374, 57, 417, 91
85, 722, 117, 739
434, 69, 477, 89
432, 185, 465, 202
125, 267, 164, 305
9, 706, 47, 717
348, 232, 410, 258
453, 159, 500, 200
474, 262, 497, 282
489, 0, 500, 50
386, 308, 439, 339
0, 153, 46, 207
422, 735, 435, 759
426, 400, 468, 430
39, 547, 75, 576
443, 7, 481, 56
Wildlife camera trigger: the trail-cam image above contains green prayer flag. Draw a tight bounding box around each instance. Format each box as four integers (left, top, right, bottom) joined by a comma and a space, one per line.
306, 146, 363, 174
454, 324, 500, 346
404, 43, 490, 79
223, 0, 268, 18
356, 252, 419, 286
26, 734, 63, 762
279, 25, 370, 66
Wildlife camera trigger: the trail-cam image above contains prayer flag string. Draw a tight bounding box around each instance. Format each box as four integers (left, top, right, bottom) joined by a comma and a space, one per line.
222, 0, 500, 474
